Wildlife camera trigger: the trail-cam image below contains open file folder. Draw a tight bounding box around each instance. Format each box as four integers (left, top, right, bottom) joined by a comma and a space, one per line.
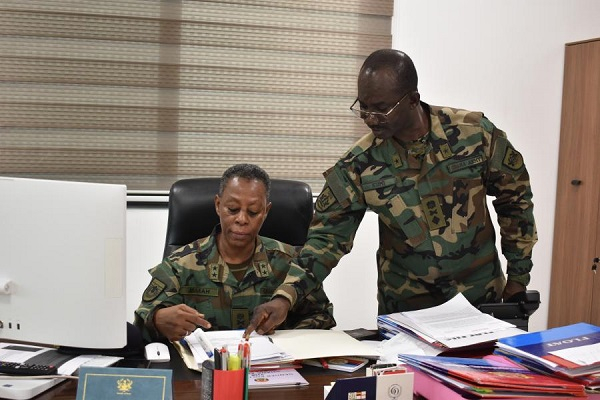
175, 329, 380, 371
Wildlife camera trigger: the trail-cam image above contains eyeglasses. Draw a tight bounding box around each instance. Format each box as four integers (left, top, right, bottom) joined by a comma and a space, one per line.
349, 91, 411, 121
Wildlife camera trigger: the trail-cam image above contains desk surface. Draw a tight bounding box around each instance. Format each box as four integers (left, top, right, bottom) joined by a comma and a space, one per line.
31, 344, 366, 400
34, 362, 363, 400
17, 343, 600, 400
27, 359, 600, 400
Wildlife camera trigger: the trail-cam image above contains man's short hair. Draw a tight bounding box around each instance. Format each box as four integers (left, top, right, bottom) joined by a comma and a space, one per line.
219, 163, 271, 201
361, 49, 418, 93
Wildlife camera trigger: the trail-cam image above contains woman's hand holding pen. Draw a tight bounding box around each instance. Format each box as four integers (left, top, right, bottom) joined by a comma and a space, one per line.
153, 304, 211, 341
243, 296, 290, 339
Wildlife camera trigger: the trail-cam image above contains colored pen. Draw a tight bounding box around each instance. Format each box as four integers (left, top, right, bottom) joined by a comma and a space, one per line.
214, 348, 221, 370
243, 340, 251, 368
220, 347, 228, 370
320, 358, 329, 369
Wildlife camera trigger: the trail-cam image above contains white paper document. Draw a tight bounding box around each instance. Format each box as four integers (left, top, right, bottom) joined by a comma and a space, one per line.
184, 329, 294, 366
550, 342, 600, 366
183, 328, 380, 368
378, 293, 524, 349
268, 329, 380, 361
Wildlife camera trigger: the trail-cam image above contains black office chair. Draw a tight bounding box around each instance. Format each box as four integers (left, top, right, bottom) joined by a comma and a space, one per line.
163, 177, 314, 259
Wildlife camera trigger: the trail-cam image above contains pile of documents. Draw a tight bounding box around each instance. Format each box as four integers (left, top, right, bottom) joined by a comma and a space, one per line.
399, 353, 586, 398
377, 293, 525, 353
180, 329, 294, 371
176, 329, 379, 372
496, 322, 600, 390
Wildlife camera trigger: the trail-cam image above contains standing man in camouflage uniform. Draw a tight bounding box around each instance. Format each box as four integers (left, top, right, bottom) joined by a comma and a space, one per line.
245, 49, 537, 336
134, 164, 335, 343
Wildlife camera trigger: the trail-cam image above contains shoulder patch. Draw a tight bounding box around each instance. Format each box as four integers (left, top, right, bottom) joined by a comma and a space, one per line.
142, 278, 166, 302
315, 186, 336, 212
502, 147, 524, 171
491, 135, 525, 174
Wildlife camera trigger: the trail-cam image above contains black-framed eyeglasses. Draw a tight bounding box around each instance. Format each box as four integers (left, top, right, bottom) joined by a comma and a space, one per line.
349, 91, 411, 120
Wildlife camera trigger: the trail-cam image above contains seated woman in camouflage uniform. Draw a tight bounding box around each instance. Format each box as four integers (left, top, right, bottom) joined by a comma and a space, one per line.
134, 163, 335, 343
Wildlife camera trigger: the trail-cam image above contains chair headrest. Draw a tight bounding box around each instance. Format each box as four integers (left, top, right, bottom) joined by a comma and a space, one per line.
163, 178, 314, 258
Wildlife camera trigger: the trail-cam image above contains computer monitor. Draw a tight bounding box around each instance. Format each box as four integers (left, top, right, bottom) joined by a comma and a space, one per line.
0, 177, 127, 350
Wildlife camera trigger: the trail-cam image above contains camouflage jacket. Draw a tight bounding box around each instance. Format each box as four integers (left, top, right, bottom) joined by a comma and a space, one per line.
134, 225, 335, 342
275, 103, 537, 314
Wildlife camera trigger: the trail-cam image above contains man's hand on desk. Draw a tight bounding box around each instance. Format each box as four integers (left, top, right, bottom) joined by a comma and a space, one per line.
244, 296, 291, 338
153, 304, 211, 342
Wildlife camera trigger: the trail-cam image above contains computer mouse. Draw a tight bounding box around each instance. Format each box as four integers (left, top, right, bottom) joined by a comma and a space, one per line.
144, 342, 170, 362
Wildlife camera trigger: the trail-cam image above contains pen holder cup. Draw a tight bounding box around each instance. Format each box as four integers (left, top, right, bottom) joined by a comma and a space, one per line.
201, 360, 248, 400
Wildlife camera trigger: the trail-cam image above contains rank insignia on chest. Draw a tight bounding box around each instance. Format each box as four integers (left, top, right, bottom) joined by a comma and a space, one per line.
392, 154, 403, 168
208, 264, 221, 282
231, 309, 249, 329
439, 143, 453, 159
421, 195, 448, 230
254, 262, 270, 277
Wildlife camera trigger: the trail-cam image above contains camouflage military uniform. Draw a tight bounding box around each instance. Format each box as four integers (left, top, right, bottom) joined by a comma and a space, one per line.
275, 103, 537, 315
134, 225, 336, 342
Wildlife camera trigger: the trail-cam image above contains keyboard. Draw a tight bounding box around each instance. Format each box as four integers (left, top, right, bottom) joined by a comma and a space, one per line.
0, 361, 58, 376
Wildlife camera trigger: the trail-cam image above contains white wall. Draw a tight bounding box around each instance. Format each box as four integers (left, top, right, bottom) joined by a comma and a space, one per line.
126, 1, 600, 334
393, 0, 600, 332
126, 207, 169, 324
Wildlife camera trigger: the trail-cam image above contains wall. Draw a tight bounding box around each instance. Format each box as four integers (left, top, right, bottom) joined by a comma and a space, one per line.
126, 1, 600, 334
393, 0, 600, 332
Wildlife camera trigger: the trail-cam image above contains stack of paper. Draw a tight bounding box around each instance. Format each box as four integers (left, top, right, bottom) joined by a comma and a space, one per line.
178, 328, 379, 372
496, 322, 600, 389
182, 329, 294, 370
399, 353, 586, 398
377, 293, 525, 353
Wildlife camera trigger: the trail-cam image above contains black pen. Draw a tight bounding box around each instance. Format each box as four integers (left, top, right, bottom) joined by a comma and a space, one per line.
214, 348, 221, 370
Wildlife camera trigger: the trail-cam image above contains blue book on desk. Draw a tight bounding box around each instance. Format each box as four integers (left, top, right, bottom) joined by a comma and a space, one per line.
496, 322, 600, 378
76, 366, 172, 400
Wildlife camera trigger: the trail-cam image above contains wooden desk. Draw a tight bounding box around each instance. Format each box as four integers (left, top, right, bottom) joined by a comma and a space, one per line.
31, 347, 365, 400
14, 343, 600, 400
34, 365, 363, 400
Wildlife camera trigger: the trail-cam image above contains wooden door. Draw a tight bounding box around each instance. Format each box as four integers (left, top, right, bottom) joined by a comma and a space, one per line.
548, 39, 600, 328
